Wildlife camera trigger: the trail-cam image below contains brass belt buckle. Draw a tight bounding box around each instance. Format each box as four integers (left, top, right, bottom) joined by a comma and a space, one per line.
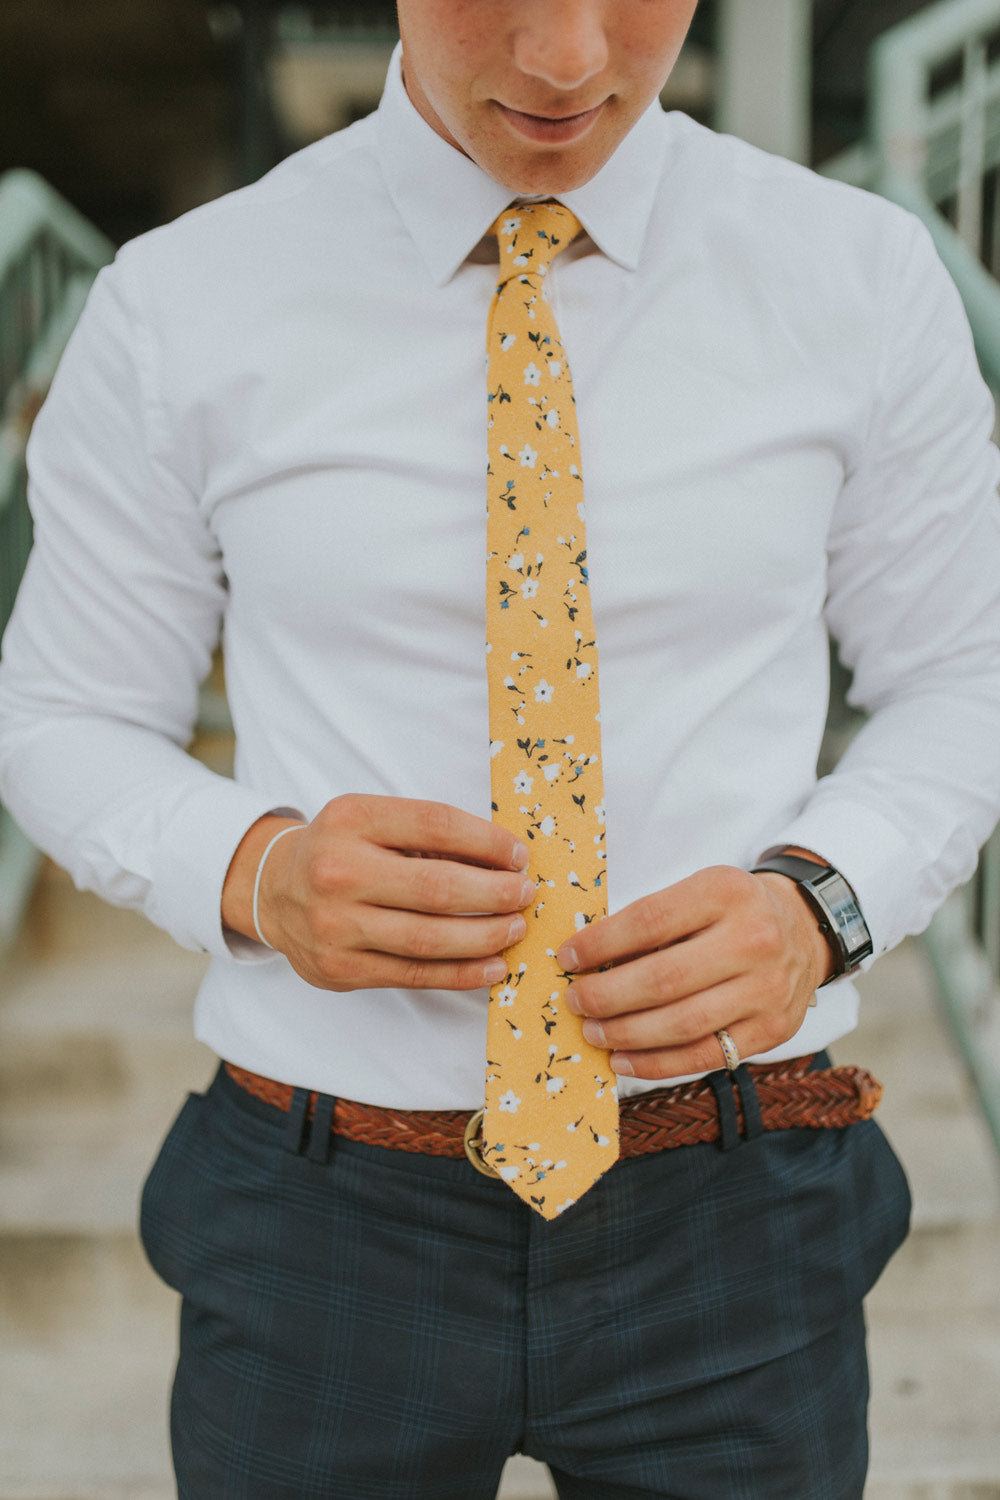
463, 1108, 500, 1178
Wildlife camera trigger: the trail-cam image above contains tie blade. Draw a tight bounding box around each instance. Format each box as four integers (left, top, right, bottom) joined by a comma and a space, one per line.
480, 1099, 621, 1220
483, 976, 620, 1218
484, 200, 619, 1210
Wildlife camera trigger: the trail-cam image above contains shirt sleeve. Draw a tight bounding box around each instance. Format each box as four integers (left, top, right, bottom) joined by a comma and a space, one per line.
768, 213, 1000, 958
0, 258, 298, 959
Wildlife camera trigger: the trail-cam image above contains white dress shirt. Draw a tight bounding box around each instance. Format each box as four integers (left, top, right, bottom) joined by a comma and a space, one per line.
2, 49, 1000, 1106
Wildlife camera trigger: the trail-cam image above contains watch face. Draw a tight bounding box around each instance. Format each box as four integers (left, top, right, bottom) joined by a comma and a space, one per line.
819, 872, 871, 961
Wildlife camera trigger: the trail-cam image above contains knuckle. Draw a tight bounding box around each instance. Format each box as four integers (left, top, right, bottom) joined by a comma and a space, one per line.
673, 996, 715, 1044
309, 907, 359, 961
632, 894, 668, 952
744, 913, 782, 962
704, 863, 750, 904
323, 792, 363, 828
413, 859, 455, 910
309, 850, 352, 897
649, 949, 686, 997
400, 959, 436, 990
406, 920, 446, 961
321, 953, 365, 991
418, 799, 457, 847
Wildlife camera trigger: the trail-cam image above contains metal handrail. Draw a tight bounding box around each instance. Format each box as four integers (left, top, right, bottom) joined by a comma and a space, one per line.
0, 170, 114, 944
823, 1, 1000, 385
824, 0, 1000, 1154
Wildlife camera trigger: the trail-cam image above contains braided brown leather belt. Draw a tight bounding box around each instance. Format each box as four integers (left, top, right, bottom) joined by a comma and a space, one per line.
224, 1054, 883, 1174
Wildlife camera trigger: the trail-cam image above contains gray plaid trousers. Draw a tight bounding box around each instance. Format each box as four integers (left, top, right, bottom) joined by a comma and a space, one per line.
140, 1058, 910, 1499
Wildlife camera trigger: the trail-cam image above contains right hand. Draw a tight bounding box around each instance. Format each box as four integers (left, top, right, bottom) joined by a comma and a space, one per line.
221, 794, 534, 992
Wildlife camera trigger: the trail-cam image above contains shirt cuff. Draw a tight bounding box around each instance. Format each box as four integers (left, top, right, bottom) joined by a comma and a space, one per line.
147, 779, 305, 961
758, 802, 918, 964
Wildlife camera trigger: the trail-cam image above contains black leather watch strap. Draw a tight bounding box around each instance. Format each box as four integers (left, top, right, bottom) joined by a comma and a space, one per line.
752, 853, 831, 884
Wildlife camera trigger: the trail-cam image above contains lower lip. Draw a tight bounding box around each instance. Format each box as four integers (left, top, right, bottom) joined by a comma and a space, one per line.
496, 102, 605, 145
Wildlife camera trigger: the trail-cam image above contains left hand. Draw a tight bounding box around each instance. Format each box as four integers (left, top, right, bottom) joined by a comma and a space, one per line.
556, 864, 833, 1080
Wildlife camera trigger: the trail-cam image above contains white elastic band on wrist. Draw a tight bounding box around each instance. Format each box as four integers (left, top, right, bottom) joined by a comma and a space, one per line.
252, 824, 305, 949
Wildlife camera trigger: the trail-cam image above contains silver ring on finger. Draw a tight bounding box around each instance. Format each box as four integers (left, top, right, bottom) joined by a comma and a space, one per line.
715, 1027, 740, 1073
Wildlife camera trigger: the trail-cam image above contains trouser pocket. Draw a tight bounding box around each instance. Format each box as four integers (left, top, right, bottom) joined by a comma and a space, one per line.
139, 1091, 208, 1292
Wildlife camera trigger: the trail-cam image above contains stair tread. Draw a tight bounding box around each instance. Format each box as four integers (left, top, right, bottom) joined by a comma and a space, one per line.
2, 874, 998, 1494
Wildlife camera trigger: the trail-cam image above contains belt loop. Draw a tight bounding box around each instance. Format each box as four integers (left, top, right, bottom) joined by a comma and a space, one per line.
708, 1069, 740, 1152
282, 1087, 311, 1155
734, 1063, 764, 1142
307, 1093, 337, 1162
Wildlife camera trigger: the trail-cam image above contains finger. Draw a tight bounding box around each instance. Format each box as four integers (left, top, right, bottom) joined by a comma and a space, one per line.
564, 931, 739, 1021
608, 1028, 741, 1082
557, 865, 744, 972
324, 794, 530, 871
609, 1007, 804, 1082
607, 1013, 754, 1081
303, 947, 512, 994
354, 905, 527, 963
360, 847, 537, 918
575, 978, 747, 1055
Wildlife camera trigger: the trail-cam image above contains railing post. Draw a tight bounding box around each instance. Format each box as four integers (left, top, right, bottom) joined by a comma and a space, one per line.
869, 23, 926, 190
957, 36, 988, 255
0, 171, 115, 949
716, 0, 812, 164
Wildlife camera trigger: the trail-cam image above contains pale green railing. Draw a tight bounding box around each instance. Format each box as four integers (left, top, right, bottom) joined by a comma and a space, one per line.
824, 0, 1000, 1154
0, 169, 114, 944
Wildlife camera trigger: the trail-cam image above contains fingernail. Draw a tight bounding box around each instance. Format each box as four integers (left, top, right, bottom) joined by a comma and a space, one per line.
558, 944, 579, 972
611, 1054, 634, 1077
564, 987, 582, 1014
484, 960, 507, 984
582, 1019, 606, 1047
520, 878, 536, 905
510, 841, 530, 871
507, 915, 526, 944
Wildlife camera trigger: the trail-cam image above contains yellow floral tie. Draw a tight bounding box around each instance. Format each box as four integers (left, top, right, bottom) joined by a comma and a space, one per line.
483, 202, 619, 1219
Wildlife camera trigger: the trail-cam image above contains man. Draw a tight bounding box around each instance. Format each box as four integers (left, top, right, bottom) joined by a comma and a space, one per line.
2, 1, 999, 1495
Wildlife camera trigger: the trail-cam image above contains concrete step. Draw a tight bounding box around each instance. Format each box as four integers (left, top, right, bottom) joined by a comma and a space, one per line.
837, 944, 1000, 1496
0, 1234, 177, 1500
866, 1222, 1000, 1492
865, 1490, 1000, 1499
833, 941, 1000, 1230
0, 900, 215, 1234
0, 954, 214, 1235
1, 864, 998, 1499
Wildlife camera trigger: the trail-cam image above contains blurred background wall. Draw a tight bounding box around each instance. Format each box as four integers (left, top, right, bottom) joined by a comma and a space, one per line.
0, 0, 950, 245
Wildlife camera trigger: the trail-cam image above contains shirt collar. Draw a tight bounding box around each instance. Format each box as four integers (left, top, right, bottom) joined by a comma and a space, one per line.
376, 43, 670, 286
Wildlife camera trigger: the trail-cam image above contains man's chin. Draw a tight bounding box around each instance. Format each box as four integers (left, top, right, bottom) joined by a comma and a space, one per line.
480, 139, 620, 196
441, 99, 627, 194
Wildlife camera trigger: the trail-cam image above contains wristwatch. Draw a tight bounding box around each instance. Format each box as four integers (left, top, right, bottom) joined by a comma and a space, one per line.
750, 852, 874, 984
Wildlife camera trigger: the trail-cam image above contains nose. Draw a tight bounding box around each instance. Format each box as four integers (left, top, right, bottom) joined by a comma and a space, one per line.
512, 1, 610, 91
